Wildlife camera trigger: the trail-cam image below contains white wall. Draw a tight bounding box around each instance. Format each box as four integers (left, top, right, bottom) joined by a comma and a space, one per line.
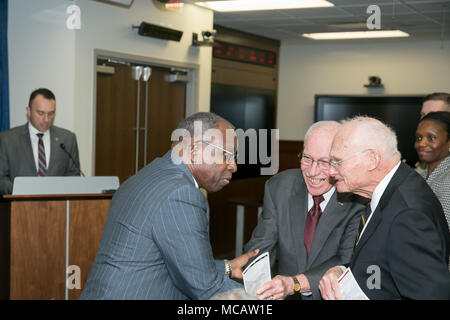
8, 0, 76, 130
8, 0, 213, 175
277, 40, 450, 141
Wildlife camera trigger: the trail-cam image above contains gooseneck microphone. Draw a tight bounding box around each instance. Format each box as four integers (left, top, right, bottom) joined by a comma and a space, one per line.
60, 143, 85, 177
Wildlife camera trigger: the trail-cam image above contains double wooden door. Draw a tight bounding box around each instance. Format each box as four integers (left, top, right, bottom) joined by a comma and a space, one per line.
95, 59, 186, 183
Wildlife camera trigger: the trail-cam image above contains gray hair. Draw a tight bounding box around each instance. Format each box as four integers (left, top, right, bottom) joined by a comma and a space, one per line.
172, 112, 234, 146
210, 288, 257, 300
342, 116, 400, 159
176, 112, 233, 137
304, 120, 341, 141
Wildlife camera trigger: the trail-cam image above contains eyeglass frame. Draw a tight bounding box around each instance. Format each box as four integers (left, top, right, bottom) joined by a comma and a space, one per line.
329, 149, 372, 170
194, 140, 238, 164
298, 152, 331, 170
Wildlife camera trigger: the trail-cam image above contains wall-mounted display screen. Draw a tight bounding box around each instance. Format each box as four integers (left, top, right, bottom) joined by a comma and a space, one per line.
211, 84, 276, 179
315, 95, 423, 167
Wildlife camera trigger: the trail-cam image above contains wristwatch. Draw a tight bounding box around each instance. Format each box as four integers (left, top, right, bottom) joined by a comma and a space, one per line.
224, 260, 232, 278
292, 276, 301, 293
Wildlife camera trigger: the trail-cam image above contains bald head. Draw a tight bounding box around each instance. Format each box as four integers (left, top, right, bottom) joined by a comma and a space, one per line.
304, 121, 341, 143
329, 116, 401, 198
337, 116, 400, 164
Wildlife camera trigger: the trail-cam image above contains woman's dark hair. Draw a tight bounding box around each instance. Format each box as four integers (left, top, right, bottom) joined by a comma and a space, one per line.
28, 88, 55, 108
419, 111, 450, 140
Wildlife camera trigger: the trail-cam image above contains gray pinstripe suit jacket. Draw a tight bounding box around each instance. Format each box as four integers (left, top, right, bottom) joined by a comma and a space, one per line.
80, 151, 242, 300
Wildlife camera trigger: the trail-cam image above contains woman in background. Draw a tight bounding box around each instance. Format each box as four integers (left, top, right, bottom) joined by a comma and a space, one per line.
414, 111, 450, 269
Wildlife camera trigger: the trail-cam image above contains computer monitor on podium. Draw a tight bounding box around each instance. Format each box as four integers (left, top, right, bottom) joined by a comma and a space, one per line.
12, 176, 119, 195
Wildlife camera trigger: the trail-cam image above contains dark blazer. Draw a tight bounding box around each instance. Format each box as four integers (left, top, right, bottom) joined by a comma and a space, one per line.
80, 151, 242, 300
350, 163, 450, 300
244, 169, 365, 299
0, 123, 80, 195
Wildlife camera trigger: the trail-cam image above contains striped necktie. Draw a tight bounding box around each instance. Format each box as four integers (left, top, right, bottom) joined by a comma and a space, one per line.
355, 204, 371, 246
37, 133, 47, 176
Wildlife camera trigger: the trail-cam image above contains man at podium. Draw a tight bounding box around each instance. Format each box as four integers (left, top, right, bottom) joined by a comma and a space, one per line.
0, 88, 81, 195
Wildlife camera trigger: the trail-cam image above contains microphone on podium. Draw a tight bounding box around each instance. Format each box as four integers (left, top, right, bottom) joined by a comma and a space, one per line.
60, 143, 85, 177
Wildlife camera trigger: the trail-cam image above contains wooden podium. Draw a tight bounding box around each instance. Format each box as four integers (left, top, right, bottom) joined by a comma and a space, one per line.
0, 193, 113, 300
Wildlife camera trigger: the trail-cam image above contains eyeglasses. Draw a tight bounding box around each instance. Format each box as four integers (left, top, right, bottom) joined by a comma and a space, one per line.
196, 140, 238, 164
329, 149, 371, 169
298, 153, 331, 170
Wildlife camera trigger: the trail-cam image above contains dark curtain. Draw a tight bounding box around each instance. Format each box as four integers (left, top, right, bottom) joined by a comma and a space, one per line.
0, 0, 9, 132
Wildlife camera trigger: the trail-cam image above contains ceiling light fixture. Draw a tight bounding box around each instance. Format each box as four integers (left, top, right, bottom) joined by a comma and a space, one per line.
94, 0, 134, 8
195, 0, 334, 12
302, 30, 410, 40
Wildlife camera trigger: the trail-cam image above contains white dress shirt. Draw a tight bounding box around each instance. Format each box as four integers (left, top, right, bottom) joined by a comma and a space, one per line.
307, 186, 336, 213
28, 122, 51, 172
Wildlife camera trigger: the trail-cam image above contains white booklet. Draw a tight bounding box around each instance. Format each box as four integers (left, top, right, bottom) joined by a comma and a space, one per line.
338, 267, 369, 300
242, 252, 272, 297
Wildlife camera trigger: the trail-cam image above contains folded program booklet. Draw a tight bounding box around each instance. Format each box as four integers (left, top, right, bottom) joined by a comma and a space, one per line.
243, 252, 271, 298
338, 267, 369, 300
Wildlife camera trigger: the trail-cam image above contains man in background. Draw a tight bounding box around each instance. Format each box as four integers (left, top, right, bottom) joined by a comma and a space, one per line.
0, 88, 81, 195
241, 121, 364, 300
81, 112, 258, 300
420, 92, 450, 119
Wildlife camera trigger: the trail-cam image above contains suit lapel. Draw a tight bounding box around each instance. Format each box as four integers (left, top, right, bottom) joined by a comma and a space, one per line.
307, 190, 345, 267
353, 163, 408, 258
22, 124, 38, 175
47, 127, 58, 174
288, 176, 308, 272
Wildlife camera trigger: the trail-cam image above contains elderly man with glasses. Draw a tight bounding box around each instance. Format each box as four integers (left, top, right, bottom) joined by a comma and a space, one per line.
319, 116, 450, 300
81, 112, 259, 300
240, 121, 365, 300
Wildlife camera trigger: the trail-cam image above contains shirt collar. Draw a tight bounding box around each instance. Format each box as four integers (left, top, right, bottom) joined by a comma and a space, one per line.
308, 186, 336, 206
169, 150, 199, 189
370, 161, 401, 213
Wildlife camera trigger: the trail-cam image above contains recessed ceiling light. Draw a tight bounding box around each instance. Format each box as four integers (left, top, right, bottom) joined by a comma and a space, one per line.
94, 0, 134, 8
302, 30, 410, 40
195, 0, 334, 12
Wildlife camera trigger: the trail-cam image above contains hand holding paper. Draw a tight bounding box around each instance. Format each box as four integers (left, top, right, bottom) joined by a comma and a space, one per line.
242, 252, 271, 298
337, 267, 369, 300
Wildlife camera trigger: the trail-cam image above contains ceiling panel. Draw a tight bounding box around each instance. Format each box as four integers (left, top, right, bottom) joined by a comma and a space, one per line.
190, 0, 450, 42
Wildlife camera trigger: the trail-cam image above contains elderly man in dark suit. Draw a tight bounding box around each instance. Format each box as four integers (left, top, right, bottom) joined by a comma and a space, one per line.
319, 116, 450, 300
80, 112, 258, 300
0, 88, 81, 195
242, 121, 364, 300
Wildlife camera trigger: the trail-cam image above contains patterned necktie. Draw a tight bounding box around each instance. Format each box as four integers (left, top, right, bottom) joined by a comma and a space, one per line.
37, 133, 47, 176
304, 195, 325, 255
355, 204, 372, 246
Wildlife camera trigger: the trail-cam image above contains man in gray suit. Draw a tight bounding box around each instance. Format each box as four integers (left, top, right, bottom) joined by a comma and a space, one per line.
80, 112, 258, 300
0, 88, 81, 195
242, 121, 364, 300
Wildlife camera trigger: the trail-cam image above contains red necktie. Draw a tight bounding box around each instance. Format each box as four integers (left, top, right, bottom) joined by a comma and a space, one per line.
304, 195, 324, 255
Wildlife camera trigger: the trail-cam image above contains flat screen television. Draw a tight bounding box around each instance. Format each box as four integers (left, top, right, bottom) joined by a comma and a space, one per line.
315, 95, 423, 167
210, 84, 276, 179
